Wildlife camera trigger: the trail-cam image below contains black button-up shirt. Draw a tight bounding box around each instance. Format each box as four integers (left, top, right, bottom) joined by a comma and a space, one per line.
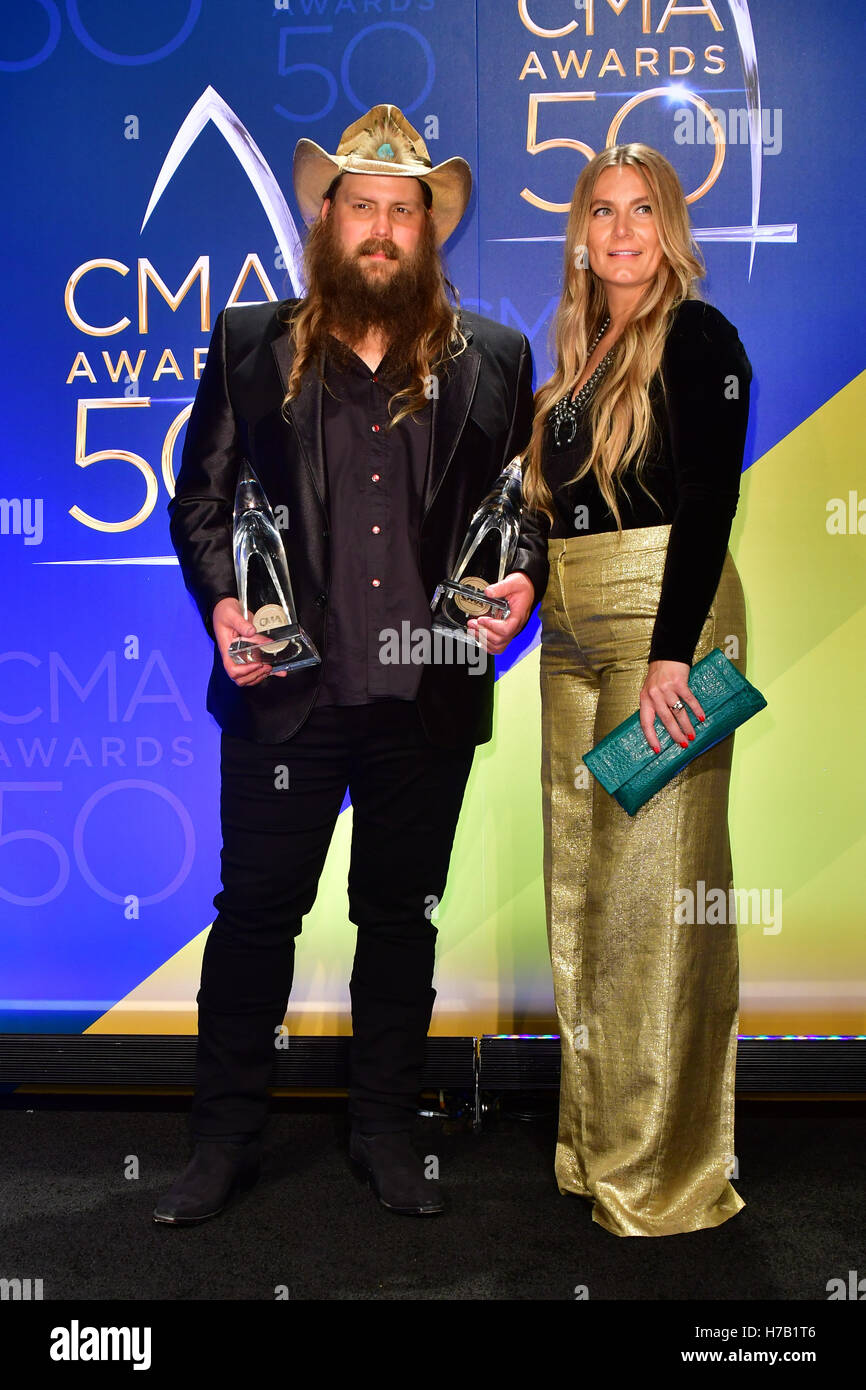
315, 341, 433, 706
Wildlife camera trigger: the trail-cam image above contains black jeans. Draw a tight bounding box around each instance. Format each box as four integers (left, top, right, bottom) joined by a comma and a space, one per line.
190, 699, 474, 1141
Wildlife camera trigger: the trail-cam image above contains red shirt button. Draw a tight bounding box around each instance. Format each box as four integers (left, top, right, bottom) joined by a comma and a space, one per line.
371, 473, 380, 482
371, 424, 381, 433
371, 578, 381, 587
371, 525, 381, 534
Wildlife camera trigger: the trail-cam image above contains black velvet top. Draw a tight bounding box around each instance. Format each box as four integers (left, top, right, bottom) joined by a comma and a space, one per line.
541, 299, 752, 665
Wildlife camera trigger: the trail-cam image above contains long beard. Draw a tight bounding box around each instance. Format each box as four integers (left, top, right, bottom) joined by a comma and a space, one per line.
303, 212, 445, 375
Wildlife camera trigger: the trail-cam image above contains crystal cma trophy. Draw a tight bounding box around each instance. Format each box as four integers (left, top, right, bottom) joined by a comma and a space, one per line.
430, 456, 523, 645
228, 459, 321, 672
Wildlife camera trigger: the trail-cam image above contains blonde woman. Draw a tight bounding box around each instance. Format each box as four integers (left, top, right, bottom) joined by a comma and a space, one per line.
523, 143, 753, 1236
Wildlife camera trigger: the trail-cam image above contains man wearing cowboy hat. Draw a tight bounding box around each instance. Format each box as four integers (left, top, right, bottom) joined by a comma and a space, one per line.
157, 105, 547, 1224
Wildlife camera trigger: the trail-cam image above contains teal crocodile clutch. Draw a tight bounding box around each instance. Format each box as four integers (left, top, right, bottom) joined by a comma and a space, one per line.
582, 647, 767, 816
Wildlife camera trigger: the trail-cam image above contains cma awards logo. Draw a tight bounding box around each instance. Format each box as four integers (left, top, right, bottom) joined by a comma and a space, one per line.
58, 86, 308, 558
509, 0, 796, 279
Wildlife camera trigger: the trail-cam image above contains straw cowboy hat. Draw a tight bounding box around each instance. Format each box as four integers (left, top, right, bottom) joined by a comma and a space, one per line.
293, 103, 472, 245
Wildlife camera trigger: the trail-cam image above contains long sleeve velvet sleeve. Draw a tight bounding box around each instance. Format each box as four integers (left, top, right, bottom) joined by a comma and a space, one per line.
167, 307, 242, 640
647, 301, 752, 665
506, 335, 550, 605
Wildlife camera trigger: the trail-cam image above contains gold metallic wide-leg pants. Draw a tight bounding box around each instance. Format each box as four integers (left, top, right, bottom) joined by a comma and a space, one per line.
540, 523, 746, 1236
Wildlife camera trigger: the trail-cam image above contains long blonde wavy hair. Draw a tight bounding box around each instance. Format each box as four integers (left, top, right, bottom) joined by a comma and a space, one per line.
523, 143, 706, 526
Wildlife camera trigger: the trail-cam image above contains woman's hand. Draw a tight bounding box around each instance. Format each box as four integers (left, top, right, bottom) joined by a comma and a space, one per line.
639, 659, 706, 753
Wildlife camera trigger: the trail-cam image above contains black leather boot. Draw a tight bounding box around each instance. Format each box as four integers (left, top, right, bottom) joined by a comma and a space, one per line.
349, 1129, 444, 1215
152, 1139, 261, 1226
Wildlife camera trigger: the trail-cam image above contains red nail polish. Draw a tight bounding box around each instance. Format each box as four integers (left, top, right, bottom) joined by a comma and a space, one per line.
699, 714, 706, 722
688, 733, 695, 741
680, 741, 688, 749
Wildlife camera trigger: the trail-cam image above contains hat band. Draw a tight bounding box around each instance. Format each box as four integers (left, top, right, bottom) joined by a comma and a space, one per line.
340, 152, 433, 176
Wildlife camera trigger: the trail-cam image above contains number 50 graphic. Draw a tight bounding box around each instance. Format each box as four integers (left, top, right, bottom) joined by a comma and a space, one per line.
521, 89, 727, 213
69, 398, 188, 534
0, 780, 195, 907
0, 0, 202, 71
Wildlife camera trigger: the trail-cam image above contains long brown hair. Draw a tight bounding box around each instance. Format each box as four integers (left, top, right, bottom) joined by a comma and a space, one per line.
278, 174, 466, 428
523, 143, 705, 526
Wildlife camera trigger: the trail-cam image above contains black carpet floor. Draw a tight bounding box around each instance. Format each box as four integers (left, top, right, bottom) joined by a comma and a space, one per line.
1, 1096, 864, 1303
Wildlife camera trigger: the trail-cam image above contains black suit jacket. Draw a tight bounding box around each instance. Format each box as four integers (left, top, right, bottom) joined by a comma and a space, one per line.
168, 298, 549, 748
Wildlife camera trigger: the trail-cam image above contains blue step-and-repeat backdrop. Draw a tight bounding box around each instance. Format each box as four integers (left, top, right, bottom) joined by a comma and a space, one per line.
1, 1, 863, 1041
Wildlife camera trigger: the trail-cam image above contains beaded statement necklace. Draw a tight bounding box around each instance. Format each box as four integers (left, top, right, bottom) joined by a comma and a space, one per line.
549, 316, 614, 449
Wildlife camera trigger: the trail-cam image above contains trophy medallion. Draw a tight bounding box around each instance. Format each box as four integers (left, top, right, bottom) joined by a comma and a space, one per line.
453, 577, 494, 617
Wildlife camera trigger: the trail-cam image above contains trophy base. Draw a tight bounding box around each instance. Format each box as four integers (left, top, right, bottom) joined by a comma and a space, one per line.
430, 620, 490, 649
430, 580, 510, 646
229, 622, 321, 673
